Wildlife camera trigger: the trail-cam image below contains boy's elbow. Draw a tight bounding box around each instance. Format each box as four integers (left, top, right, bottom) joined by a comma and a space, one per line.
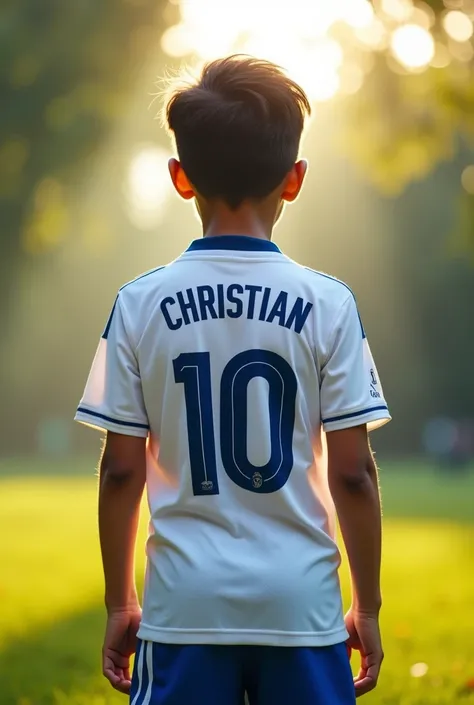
99, 432, 147, 489
326, 425, 378, 494
330, 468, 373, 494
100, 460, 135, 487
328, 456, 377, 495
99, 453, 145, 489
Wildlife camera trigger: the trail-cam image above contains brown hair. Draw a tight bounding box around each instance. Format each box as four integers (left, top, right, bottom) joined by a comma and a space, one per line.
165, 55, 311, 209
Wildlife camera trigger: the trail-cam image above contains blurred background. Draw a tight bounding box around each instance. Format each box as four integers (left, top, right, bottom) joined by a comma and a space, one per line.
1, 1, 473, 704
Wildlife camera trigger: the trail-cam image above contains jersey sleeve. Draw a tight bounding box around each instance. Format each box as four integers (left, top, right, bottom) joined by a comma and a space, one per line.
74, 295, 150, 437
320, 294, 391, 433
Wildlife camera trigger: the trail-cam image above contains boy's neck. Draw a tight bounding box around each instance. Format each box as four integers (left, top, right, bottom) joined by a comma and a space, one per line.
201, 203, 275, 241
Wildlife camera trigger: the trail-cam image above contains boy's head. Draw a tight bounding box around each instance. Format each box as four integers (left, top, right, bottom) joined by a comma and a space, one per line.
165, 55, 311, 217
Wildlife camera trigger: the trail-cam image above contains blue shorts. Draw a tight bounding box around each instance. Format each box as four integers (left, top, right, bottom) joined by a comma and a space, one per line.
130, 639, 355, 705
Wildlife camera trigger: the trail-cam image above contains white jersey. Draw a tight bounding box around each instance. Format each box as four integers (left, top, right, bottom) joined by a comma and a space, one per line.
75, 235, 390, 647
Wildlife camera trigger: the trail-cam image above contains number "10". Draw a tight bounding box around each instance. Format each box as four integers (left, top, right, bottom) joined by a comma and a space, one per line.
173, 349, 297, 495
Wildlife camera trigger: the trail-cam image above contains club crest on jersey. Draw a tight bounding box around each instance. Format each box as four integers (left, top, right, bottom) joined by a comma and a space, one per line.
370, 368, 381, 398
201, 480, 214, 491
252, 472, 263, 489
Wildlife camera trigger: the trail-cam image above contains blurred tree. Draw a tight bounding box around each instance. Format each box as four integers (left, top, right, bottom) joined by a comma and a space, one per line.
155, 0, 474, 244
1, 0, 474, 456
0, 0, 169, 313
342, 56, 474, 196
3, 0, 474, 268
338, 1, 474, 239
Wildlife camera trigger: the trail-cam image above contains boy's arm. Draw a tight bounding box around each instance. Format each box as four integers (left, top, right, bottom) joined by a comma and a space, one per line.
327, 425, 381, 613
74, 291, 149, 611
326, 424, 383, 697
99, 431, 146, 695
99, 431, 146, 612
74, 292, 150, 694
318, 293, 390, 696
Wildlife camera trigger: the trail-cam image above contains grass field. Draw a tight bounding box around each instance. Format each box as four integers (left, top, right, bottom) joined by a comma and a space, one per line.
0, 457, 473, 705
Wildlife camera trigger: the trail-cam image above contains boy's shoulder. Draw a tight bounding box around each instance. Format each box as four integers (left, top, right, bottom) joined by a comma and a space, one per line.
303, 266, 355, 298
119, 264, 169, 296
114, 264, 172, 327
285, 257, 356, 305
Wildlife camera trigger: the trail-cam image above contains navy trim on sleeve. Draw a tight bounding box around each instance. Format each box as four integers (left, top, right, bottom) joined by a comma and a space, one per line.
76, 407, 150, 430
322, 405, 389, 424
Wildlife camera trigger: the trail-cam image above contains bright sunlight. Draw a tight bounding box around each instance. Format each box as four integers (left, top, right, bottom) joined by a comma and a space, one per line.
126, 0, 474, 223
159, 0, 472, 102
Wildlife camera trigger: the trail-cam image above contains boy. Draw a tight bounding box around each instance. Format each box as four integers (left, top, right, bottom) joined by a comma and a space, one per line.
75, 55, 390, 705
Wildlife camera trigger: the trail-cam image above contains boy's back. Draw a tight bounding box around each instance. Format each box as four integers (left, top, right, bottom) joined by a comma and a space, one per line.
75, 56, 389, 705
76, 235, 389, 647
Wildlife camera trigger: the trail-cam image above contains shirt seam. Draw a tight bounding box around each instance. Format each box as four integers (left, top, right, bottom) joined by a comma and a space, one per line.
320, 293, 354, 370
138, 623, 347, 636
116, 294, 140, 354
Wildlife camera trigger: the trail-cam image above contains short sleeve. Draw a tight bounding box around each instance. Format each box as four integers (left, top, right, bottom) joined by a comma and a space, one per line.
74, 295, 149, 437
320, 295, 391, 433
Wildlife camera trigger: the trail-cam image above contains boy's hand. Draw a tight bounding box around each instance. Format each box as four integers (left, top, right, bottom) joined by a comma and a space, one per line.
102, 605, 142, 694
345, 608, 384, 697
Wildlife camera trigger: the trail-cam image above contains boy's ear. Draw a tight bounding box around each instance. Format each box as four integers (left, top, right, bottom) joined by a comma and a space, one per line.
281, 159, 308, 203
168, 158, 195, 200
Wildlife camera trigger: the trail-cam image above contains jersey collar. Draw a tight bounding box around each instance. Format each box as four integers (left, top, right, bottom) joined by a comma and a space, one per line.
186, 235, 281, 253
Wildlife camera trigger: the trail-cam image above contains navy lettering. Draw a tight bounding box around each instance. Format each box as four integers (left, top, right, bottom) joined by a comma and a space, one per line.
177, 288, 199, 325
244, 285, 262, 319
258, 287, 272, 321
217, 284, 225, 318
162, 285, 312, 334
266, 291, 288, 326
161, 296, 182, 330
226, 284, 244, 318
197, 285, 218, 321
285, 297, 313, 334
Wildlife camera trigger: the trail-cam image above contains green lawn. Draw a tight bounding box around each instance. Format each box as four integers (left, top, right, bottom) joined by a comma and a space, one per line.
0, 458, 473, 705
